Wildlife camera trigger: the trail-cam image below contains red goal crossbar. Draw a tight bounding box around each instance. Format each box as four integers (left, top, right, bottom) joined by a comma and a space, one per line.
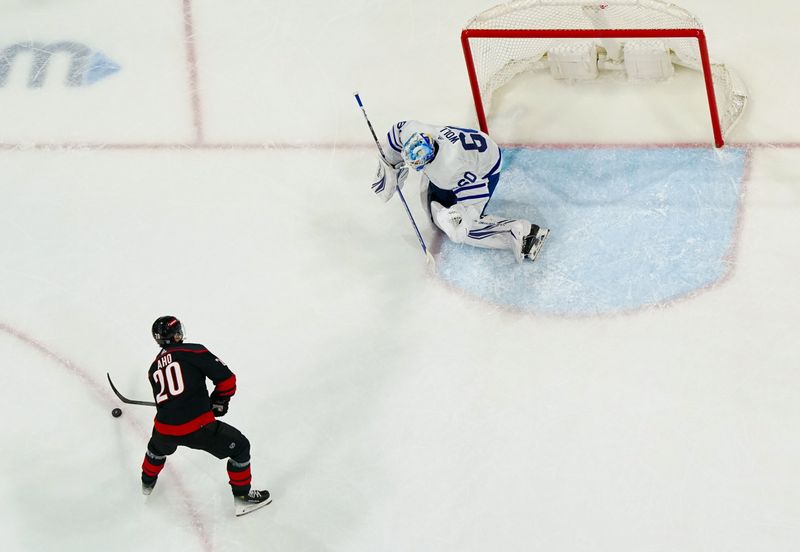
461, 27, 724, 147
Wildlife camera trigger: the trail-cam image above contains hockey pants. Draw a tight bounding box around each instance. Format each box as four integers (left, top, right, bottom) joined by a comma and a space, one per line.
141, 420, 253, 496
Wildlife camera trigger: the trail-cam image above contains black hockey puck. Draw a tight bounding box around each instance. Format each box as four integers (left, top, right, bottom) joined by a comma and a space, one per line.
111, 408, 122, 418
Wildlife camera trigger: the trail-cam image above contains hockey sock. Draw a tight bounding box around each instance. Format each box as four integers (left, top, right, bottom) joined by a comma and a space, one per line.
141, 449, 167, 483
227, 458, 252, 496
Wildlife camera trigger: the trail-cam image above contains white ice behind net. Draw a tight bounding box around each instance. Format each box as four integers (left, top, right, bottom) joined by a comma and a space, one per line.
464, 0, 747, 139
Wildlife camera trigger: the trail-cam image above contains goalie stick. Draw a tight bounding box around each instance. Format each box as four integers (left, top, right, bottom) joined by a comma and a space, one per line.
107, 372, 156, 407
354, 92, 435, 267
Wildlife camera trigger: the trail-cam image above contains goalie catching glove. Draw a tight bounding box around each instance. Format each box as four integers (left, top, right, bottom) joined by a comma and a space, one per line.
371, 157, 408, 202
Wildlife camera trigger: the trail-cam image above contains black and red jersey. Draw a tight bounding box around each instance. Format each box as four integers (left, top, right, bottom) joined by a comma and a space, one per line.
148, 342, 237, 436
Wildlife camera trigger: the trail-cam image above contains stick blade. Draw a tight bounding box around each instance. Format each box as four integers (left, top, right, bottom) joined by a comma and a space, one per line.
107, 372, 157, 407
425, 251, 437, 273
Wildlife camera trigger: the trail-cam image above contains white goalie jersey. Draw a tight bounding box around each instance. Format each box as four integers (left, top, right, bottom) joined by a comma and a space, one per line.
380, 120, 502, 214
372, 119, 548, 263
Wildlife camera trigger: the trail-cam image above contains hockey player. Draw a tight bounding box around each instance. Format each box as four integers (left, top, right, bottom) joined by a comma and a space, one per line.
140, 316, 271, 517
371, 120, 549, 262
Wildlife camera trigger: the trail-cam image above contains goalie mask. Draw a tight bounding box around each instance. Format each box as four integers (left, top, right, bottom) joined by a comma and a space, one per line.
152, 315, 185, 346
401, 133, 435, 171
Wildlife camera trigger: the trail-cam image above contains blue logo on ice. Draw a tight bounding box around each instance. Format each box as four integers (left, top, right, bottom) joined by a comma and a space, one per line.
83, 51, 121, 85
436, 147, 749, 316
0, 41, 121, 88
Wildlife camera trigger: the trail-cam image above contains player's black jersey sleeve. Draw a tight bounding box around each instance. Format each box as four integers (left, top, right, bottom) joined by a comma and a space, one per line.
148, 342, 236, 435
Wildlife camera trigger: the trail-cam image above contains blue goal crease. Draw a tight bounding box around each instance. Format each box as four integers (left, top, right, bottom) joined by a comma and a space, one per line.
435, 147, 749, 316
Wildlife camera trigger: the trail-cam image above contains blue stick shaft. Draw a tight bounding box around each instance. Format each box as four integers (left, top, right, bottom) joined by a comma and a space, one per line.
353, 92, 429, 257
396, 188, 428, 255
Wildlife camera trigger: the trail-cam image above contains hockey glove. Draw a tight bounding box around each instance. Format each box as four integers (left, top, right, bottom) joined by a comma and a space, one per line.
210, 392, 230, 417
371, 157, 408, 202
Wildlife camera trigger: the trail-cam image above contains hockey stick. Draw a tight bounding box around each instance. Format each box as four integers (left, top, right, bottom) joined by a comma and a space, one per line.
354, 92, 435, 266
106, 372, 156, 407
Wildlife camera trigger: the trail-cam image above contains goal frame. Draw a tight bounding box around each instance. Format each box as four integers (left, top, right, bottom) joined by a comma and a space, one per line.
461, 27, 725, 147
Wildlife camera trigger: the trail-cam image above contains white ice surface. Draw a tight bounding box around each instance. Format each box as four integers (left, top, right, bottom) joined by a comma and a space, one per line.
1, 1, 799, 551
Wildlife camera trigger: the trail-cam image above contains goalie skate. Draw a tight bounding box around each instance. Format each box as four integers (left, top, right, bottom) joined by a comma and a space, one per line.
234, 489, 272, 517
522, 225, 550, 262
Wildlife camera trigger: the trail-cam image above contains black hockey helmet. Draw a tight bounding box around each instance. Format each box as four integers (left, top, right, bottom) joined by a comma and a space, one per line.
152, 315, 184, 346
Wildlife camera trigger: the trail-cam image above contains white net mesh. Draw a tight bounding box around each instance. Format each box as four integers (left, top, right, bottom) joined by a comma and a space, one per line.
464, 0, 747, 141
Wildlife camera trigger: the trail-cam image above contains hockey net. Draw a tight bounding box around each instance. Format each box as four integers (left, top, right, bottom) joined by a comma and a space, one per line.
461, 0, 747, 146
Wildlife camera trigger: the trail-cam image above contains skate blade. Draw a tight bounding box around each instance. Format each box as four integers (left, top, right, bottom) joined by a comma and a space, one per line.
234, 497, 273, 517
527, 229, 550, 262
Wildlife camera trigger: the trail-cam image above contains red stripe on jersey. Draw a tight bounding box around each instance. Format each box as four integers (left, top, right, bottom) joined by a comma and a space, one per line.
159, 348, 209, 355
142, 457, 165, 477
214, 374, 237, 397
154, 411, 216, 436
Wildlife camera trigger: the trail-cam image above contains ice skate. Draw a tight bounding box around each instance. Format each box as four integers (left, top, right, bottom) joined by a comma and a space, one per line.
522, 225, 550, 262
234, 489, 272, 517
142, 480, 156, 496
510, 221, 529, 264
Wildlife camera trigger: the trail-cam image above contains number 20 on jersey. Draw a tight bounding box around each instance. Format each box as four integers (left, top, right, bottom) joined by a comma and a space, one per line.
153, 353, 186, 403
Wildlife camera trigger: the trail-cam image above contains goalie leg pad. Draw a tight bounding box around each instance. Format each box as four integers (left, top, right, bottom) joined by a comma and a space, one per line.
431, 201, 479, 244
623, 40, 674, 82
547, 42, 598, 80
462, 215, 531, 263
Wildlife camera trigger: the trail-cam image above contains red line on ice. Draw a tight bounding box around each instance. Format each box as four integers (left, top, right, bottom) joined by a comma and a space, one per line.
182, 0, 204, 144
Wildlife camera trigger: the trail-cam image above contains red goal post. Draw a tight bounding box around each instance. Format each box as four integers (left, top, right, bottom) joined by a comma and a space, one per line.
461, 0, 747, 147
